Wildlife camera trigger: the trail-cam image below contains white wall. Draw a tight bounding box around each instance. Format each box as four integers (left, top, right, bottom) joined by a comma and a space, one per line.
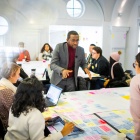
125, 0, 140, 74
0, 0, 139, 74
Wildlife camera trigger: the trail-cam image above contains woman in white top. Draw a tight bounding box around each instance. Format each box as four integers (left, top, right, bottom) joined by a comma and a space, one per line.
39, 43, 53, 61
5, 76, 74, 140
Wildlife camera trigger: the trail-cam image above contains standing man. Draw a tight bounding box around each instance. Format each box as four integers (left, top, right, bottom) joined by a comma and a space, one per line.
50, 30, 91, 92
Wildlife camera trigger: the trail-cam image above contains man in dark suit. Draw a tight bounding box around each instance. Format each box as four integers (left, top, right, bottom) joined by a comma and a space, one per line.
50, 30, 91, 92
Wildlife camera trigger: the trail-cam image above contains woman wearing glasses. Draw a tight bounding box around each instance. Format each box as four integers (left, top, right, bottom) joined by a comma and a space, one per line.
130, 52, 140, 140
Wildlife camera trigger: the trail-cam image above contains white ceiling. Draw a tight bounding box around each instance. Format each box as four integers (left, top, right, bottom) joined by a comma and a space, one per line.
0, 0, 137, 27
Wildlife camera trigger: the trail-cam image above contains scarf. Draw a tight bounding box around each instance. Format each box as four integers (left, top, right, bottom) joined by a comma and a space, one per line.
0, 78, 17, 93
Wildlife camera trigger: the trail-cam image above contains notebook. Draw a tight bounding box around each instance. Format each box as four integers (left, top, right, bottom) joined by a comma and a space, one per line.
45, 84, 63, 107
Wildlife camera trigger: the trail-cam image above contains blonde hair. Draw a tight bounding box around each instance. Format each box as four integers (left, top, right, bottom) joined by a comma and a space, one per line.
0, 62, 20, 79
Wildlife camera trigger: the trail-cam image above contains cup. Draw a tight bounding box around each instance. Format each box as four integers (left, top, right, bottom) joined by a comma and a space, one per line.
31, 69, 36, 76
117, 133, 126, 140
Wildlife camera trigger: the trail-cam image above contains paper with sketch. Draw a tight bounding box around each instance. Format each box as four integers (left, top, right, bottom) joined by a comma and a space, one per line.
78, 67, 100, 78
54, 110, 85, 131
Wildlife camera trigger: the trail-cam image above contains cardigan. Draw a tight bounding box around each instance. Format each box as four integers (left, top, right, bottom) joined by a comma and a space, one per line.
0, 87, 14, 130
0, 78, 17, 93
5, 108, 63, 140
130, 74, 140, 140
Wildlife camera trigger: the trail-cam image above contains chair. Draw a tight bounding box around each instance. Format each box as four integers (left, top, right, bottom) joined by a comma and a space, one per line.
125, 70, 134, 78
0, 118, 6, 140
77, 76, 87, 91
106, 80, 129, 88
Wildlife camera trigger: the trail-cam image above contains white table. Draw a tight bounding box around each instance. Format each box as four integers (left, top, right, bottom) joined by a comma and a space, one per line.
17, 61, 50, 80
43, 87, 131, 140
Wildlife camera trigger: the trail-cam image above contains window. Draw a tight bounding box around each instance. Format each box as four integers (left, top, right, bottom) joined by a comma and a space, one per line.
66, 0, 85, 18
0, 16, 9, 35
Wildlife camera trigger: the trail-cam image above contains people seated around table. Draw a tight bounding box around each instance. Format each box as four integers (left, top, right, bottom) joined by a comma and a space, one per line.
5, 76, 75, 140
17, 42, 31, 62
38, 43, 53, 61
104, 51, 126, 88
0, 62, 20, 137
87, 44, 96, 67
89, 46, 109, 77
130, 52, 140, 140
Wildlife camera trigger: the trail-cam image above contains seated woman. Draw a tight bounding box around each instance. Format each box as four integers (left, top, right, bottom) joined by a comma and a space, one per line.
0, 62, 20, 138
38, 43, 53, 61
5, 77, 74, 140
89, 46, 109, 77
89, 46, 109, 89
110, 51, 125, 80
104, 51, 126, 88
17, 42, 31, 62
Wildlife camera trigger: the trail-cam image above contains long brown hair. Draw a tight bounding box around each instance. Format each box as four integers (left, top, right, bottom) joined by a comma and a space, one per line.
40, 43, 53, 53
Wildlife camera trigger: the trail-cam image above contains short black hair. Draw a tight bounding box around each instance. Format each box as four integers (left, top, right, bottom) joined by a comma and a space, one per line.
136, 52, 140, 67
11, 77, 45, 117
92, 46, 102, 56
90, 44, 96, 47
67, 30, 79, 40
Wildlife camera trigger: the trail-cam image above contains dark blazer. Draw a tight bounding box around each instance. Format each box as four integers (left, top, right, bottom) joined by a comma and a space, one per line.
50, 42, 87, 87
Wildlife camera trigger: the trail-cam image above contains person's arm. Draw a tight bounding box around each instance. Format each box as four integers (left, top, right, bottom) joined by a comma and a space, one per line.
78, 48, 91, 79
50, 44, 66, 75
25, 50, 31, 61
38, 53, 43, 61
84, 68, 92, 80
97, 60, 109, 76
28, 109, 75, 140
20, 68, 28, 79
28, 109, 63, 140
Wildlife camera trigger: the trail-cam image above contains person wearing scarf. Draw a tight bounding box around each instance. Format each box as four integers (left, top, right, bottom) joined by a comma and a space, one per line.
0, 62, 20, 137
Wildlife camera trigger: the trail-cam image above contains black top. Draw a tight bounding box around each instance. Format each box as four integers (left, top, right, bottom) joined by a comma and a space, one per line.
89, 55, 109, 77
109, 57, 125, 80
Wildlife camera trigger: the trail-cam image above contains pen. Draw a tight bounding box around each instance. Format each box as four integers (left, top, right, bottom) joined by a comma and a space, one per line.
42, 69, 46, 78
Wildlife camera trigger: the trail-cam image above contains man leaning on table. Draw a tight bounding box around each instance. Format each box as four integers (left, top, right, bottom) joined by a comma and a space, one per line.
50, 30, 92, 92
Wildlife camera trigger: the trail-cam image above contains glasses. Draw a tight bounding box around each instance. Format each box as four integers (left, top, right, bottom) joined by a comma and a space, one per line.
69, 39, 79, 43
133, 63, 138, 68
92, 52, 97, 55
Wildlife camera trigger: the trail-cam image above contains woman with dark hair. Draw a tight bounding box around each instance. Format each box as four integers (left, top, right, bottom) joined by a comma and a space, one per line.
109, 51, 125, 80
104, 51, 126, 88
130, 52, 140, 140
38, 43, 53, 61
5, 77, 74, 140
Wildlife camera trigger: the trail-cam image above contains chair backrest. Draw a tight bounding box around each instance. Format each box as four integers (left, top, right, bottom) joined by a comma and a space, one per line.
0, 117, 6, 139
125, 70, 134, 78
107, 80, 129, 88
77, 76, 87, 91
